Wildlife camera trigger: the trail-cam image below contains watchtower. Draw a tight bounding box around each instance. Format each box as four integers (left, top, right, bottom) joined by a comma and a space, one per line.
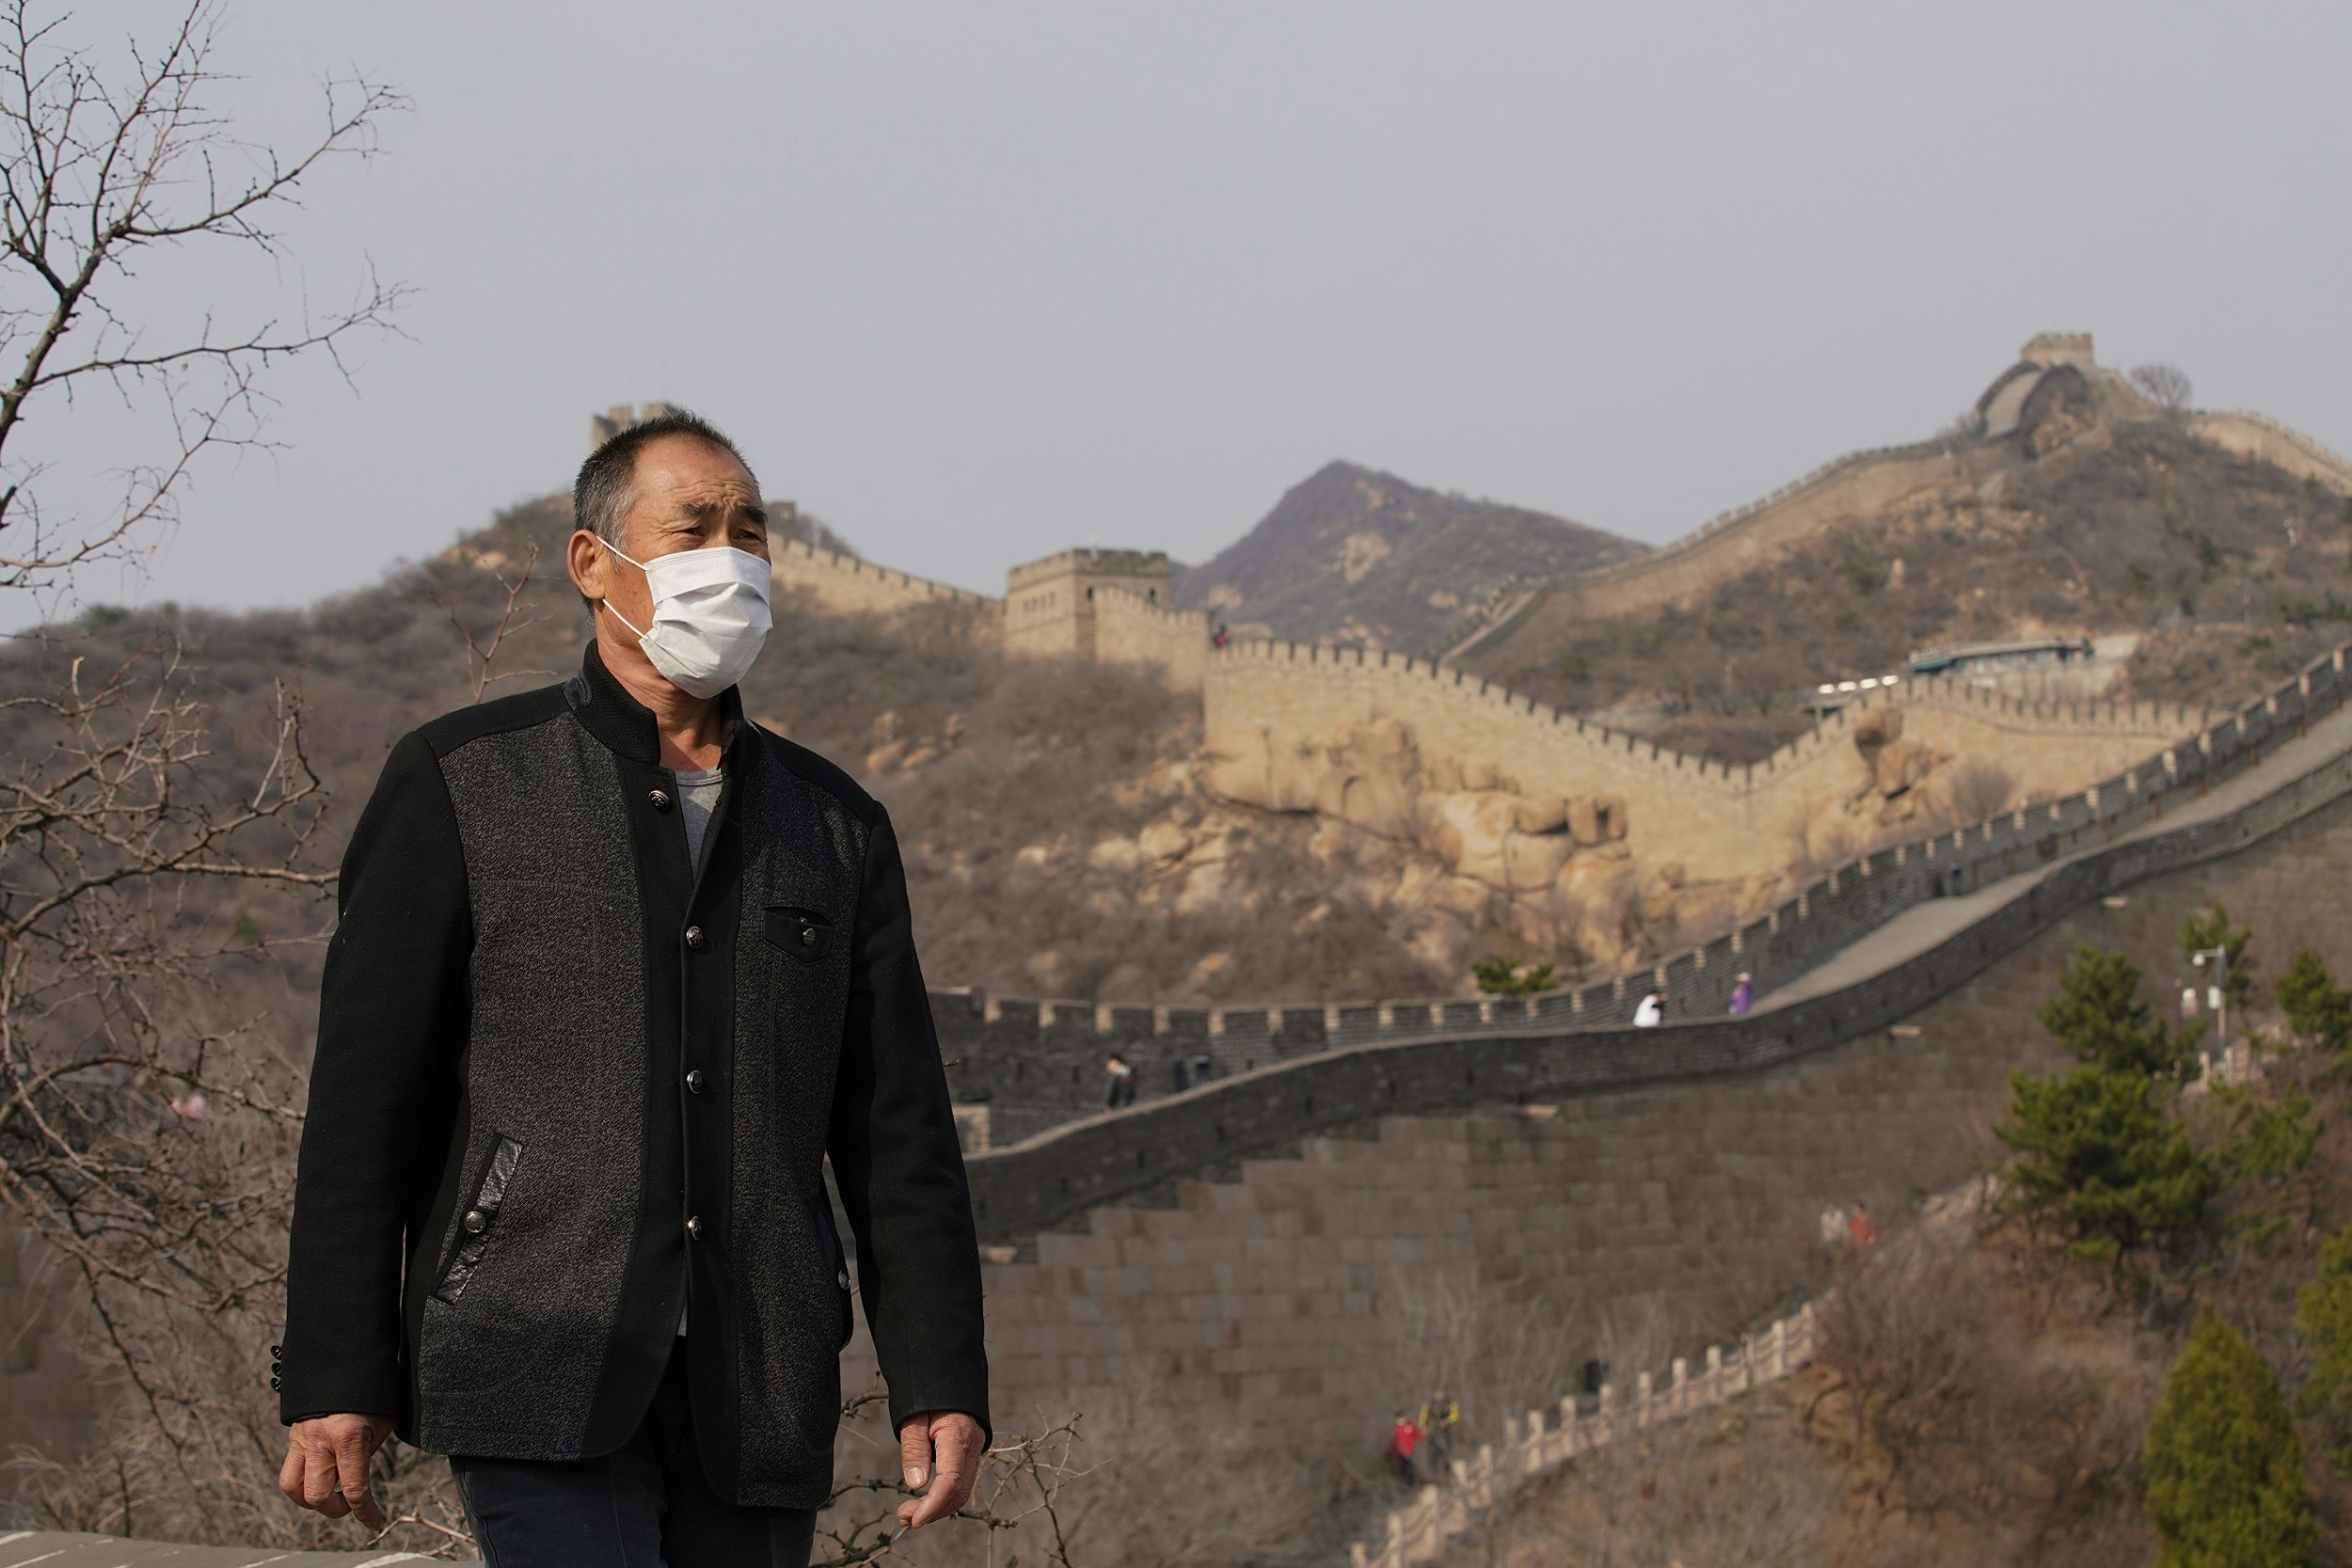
1004, 548, 1172, 658
2018, 333, 2095, 369
587, 402, 681, 452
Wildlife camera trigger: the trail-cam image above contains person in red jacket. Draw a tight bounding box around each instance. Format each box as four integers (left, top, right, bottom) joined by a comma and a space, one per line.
1391, 1413, 1426, 1486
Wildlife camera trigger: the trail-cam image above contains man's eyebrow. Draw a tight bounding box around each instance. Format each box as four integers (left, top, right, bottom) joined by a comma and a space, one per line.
679, 497, 767, 526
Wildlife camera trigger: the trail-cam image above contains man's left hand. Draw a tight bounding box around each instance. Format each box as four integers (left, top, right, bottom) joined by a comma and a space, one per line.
897, 1410, 984, 1529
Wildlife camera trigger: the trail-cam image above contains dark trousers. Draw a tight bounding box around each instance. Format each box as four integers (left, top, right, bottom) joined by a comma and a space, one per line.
450, 1339, 817, 1568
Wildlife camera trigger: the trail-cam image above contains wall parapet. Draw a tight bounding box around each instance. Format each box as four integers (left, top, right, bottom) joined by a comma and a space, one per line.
771, 537, 1001, 615
1348, 1303, 1821, 1568
960, 641, 2352, 1236
2191, 410, 2352, 488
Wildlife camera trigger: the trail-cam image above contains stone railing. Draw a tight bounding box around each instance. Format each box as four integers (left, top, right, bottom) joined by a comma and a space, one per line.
1348, 1304, 1821, 1568
961, 643, 2352, 1239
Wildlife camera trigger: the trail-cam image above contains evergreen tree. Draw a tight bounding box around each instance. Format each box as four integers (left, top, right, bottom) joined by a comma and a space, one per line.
2277, 947, 2352, 1054
2038, 945, 2198, 1081
2296, 1227, 2352, 1472
1996, 1065, 2219, 1261
2143, 1307, 2317, 1568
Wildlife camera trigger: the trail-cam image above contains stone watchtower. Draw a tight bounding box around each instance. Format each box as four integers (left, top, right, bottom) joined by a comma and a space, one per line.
587, 402, 680, 452
1004, 548, 1172, 658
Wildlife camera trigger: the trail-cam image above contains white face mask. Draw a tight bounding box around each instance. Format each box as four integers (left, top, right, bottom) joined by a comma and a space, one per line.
598, 540, 773, 699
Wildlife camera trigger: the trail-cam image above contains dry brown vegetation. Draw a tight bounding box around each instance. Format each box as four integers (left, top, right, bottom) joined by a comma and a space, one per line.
1488, 424, 2352, 761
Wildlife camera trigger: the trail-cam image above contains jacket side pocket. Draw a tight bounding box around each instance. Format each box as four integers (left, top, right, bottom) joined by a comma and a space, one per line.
434, 1134, 524, 1305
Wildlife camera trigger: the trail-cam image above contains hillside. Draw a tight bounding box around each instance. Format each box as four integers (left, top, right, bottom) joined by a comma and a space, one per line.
1173, 460, 1645, 651
1463, 420, 2352, 762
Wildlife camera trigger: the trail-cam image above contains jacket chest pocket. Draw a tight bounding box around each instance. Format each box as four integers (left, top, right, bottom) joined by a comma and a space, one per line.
763, 906, 836, 963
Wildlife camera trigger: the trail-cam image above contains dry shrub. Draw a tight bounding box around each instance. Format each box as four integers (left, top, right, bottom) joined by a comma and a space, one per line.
1451, 1387, 1841, 1568
1817, 1213, 2153, 1567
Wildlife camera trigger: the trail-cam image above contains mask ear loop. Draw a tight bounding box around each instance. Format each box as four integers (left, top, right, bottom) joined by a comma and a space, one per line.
595, 536, 654, 640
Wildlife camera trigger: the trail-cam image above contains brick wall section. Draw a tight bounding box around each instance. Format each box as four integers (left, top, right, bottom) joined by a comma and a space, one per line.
1090, 586, 1210, 692
947, 650, 2293, 1147
2189, 411, 2352, 494
770, 538, 1000, 620
963, 647, 2352, 1241
1204, 636, 2199, 875
849, 762, 2352, 1472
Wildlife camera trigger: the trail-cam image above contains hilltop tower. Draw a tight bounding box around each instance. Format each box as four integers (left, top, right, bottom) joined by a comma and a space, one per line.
586, 401, 681, 452
1004, 547, 1172, 658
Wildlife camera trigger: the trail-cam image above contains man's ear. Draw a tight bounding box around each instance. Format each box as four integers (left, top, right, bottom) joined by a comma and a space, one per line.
566, 529, 611, 603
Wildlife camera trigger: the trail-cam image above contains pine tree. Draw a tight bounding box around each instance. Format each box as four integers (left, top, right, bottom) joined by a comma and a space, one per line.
2143, 1307, 2317, 1568
1996, 1065, 2219, 1261
2296, 1227, 2352, 1471
2038, 945, 2197, 1081
2277, 948, 2352, 1054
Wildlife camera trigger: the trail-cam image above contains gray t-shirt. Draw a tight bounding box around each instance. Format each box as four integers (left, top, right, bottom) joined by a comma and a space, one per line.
671, 767, 723, 1334
674, 767, 724, 878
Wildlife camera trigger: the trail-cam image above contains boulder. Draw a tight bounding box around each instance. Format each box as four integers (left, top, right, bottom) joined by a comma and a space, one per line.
1137, 820, 1193, 863
1567, 795, 1630, 846
1426, 791, 1577, 892
1873, 737, 1936, 797
1511, 795, 1570, 835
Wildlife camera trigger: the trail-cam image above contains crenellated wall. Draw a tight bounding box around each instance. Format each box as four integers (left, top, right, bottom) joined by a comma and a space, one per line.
1199, 634, 2201, 888
2190, 410, 2352, 493
940, 646, 2334, 1153
1091, 585, 1212, 691
770, 537, 1001, 620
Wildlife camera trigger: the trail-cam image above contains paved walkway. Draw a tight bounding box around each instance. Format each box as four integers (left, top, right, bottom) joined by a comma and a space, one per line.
0, 1530, 424, 1566
1765, 695, 2352, 1009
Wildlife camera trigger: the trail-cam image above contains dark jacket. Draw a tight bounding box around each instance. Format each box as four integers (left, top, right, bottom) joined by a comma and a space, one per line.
278, 644, 988, 1508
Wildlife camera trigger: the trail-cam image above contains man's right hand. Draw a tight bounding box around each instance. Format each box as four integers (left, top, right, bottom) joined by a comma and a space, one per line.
278, 1412, 396, 1528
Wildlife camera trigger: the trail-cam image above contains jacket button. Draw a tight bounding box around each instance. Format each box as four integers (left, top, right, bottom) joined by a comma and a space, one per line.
684, 926, 706, 950
686, 1215, 705, 1241
649, 788, 674, 812
837, 1268, 851, 1291
270, 1374, 281, 1391
801, 926, 818, 946
685, 1069, 706, 1094
461, 1209, 486, 1235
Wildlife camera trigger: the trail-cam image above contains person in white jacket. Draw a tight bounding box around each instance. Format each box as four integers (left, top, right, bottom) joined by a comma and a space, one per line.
1632, 991, 1663, 1027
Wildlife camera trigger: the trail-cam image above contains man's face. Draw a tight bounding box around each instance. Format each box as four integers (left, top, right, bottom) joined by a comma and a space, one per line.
571, 433, 769, 641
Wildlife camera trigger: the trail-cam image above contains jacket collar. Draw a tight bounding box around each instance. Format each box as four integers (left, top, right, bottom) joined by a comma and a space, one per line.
564, 641, 748, 768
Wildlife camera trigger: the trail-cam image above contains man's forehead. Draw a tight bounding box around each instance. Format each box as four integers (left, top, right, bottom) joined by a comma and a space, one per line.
636, 434, 757, 496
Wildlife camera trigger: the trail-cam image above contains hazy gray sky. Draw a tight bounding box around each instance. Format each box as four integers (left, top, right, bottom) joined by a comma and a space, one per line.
40, 1, 2352, 620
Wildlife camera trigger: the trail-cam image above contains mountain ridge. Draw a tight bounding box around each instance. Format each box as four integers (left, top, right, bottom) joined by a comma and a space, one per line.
1170, 459, 1646, 650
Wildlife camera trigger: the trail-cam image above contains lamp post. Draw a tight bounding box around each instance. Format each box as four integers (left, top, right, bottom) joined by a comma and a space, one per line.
2191, 947, 2231, 1077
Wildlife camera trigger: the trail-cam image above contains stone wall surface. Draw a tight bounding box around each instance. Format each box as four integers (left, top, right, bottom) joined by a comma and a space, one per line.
963, 648, 2352, 1238
2190, 411, 2352, 493
1091, 586, 1210, 691
858, 748, 2352, 1474
771, 538, 999, 621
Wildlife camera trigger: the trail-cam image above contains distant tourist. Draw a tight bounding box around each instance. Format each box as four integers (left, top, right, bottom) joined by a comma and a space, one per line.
1419, 1394, 1460, 1467
1104, 1054, 1136, 1109
1727, 973, 1754, 1016
1848, 1201, 1877, 1248
1819, 1205, 1847, 1249
1391, 1413, 1426, 1486
1632, 991, 1663, 1028
1213, 622, 1230, 649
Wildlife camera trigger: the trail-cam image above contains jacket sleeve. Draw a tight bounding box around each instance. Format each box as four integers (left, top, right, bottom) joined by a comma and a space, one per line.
278, 731, 471, 1423
828, 803, 991, 1439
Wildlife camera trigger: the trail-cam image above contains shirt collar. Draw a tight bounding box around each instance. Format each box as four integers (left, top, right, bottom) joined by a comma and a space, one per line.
564, 640, 746, 767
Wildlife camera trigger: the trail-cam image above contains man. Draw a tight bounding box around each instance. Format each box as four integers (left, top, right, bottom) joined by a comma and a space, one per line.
276, 411, 989, 1565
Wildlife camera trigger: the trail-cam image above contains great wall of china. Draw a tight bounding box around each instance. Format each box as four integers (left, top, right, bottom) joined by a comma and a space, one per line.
9, 341, 2352, 1559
